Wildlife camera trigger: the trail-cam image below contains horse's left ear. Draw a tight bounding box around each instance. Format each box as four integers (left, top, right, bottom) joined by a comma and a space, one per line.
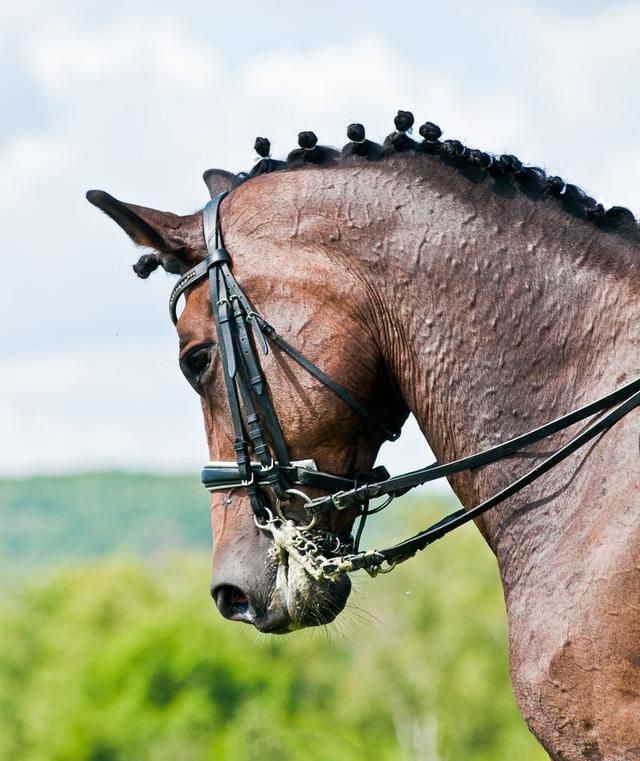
86, 189, 204, 278
202, 169, 236, 199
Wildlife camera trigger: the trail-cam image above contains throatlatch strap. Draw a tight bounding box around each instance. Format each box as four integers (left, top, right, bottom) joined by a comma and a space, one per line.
251, 315, 401, 442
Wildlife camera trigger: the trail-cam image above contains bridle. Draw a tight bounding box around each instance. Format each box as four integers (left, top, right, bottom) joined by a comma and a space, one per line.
170, 192, 398, 523
170, 191, 640, 580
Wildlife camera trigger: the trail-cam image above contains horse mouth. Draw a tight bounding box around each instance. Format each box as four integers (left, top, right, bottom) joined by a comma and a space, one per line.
270, 548, 352, 631
211, 514, 354, 632
211, 552, 352, 633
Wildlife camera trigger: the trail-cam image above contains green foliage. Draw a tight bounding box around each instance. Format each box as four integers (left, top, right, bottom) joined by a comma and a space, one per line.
0, 473, 209, 570
0, 481, 548, 760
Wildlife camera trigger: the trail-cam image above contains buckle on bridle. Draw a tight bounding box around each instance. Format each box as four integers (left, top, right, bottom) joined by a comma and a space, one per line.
331, 491, 349, 510
306, 491, 348, 515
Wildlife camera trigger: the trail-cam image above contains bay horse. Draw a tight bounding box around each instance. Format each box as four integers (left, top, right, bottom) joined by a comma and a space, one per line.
88, 112, 640, 760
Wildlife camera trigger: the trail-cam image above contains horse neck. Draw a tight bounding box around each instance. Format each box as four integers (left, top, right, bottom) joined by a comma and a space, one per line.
342, 160, 639, 544
231, 162, 638, 534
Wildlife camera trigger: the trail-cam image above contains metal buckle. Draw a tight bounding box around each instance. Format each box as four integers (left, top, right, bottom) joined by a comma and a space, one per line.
292, 459, 317, 472
331, 491, 347, 510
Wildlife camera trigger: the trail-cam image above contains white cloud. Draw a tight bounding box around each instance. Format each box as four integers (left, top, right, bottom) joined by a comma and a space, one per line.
529, 4, 640, 127
28, 17, 219, 97
241, 36, 529, 161
244, 38, 410, 116
1, 342, 206, 475
499, 3, 640, 211
2, 5, 639, 477
0, 132, 70, 204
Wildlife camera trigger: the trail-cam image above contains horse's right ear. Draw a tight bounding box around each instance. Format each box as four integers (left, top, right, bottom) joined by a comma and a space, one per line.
86, 189, 204, 277
202, 169, 236, 199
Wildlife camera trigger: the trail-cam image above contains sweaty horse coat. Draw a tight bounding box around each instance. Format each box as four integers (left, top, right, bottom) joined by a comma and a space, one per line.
89, 123, 640, 760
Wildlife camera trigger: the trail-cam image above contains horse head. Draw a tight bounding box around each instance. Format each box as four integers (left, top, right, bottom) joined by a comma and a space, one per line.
87, 166, 408, 633
89, 115, 640, 758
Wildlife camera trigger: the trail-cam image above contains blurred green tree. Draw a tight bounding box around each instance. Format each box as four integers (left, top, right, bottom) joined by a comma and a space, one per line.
0, 501, 547, 760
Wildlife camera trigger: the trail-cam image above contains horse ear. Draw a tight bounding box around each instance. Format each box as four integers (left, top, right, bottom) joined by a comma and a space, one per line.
203, 169, 236, 199
86, 189, 203, 278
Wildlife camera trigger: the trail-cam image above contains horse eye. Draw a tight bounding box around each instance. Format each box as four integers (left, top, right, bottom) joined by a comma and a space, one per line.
180, 344, 214, 386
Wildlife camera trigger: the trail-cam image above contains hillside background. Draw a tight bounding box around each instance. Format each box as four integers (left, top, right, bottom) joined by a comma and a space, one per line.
1, 474, 547, 761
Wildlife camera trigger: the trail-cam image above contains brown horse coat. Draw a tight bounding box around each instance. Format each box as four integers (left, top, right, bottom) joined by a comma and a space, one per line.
89, 147, 640, 760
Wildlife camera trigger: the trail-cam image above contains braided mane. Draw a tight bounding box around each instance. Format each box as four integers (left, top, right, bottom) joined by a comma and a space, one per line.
232, 110, 639, 244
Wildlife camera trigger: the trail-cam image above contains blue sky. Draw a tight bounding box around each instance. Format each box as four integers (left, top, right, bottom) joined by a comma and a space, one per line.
2, 0, 639, 476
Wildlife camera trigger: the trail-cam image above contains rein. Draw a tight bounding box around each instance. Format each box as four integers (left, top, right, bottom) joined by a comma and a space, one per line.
171, 191, 640, 580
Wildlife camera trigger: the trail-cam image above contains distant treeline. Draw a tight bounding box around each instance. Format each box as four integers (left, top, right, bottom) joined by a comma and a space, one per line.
0, 472, 452, 572
0, 474, 546, 759
0, 472, 210, 570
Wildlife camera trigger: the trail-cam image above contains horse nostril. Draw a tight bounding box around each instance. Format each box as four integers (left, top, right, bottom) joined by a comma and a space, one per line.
212, 584, 252, 623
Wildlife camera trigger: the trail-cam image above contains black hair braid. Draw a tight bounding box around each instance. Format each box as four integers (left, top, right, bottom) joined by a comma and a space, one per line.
133, 253, 162, 279
287, 131, 340, 166
499, 154, 522, 175
384, 110, 418, 154
600, 205, 637, 232
514, 165, 547, 200
342, 123, 384, 160
561, 184, 597, 219
440, 139, 468, 163
467, 148, 493, 170
227, 115, 639, 243
249, 137, 286, 177
418, 121, 442, 154
544, 175, 565, 197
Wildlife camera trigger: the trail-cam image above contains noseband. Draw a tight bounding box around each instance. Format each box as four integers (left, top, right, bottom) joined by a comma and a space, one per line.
170, 191, 640, 579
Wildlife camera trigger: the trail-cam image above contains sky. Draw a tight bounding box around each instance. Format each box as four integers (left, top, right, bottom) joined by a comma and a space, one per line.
2, 0, 640, 479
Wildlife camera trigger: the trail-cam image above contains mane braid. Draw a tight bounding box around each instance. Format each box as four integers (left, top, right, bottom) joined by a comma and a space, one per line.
232, 118, 640, 244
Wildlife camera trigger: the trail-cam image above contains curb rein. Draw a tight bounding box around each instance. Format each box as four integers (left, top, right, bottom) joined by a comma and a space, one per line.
170, 191, 640, 580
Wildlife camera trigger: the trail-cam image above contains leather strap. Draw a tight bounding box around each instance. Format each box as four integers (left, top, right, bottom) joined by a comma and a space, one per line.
253, 315, 401, 441
322, 382, 640, 574
169, 188, 640, 579
201, 460, 390, 493
309, 374, 640, 514
169, 194, 230, 324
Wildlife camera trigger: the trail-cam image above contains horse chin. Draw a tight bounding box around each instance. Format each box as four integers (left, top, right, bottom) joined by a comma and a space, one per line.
258, 553, 351, 634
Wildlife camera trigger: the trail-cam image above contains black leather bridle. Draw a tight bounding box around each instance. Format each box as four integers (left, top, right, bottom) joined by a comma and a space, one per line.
170, 192, 397, 525
170, 191, 640, 578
